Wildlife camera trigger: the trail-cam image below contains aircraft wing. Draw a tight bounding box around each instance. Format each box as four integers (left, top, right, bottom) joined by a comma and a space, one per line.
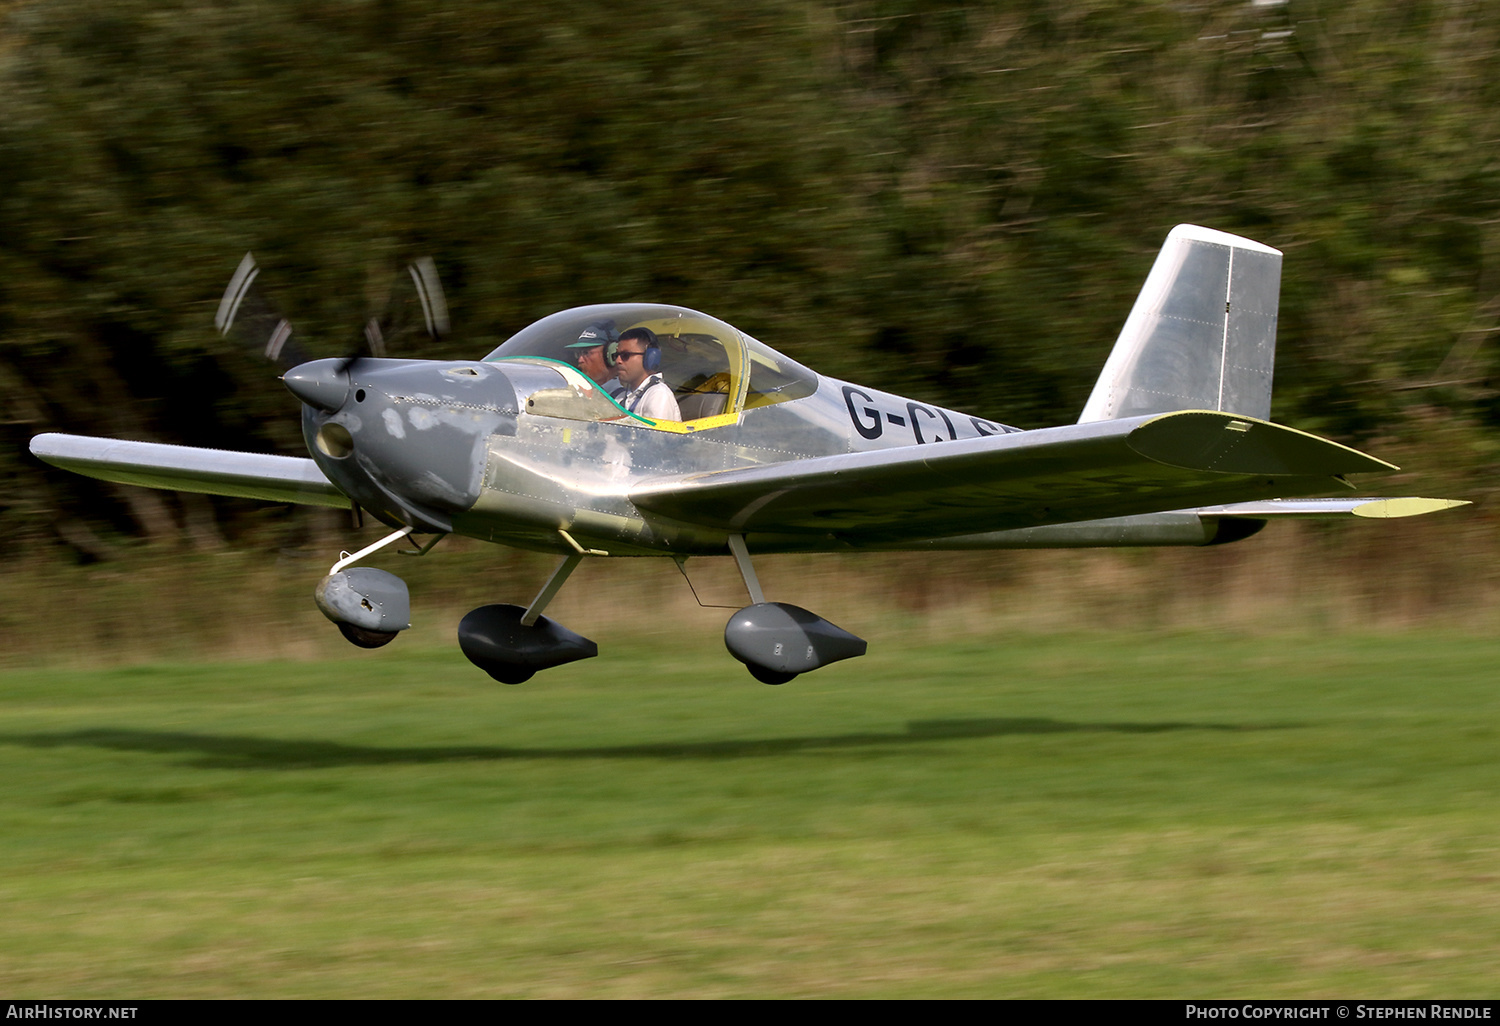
631, 410, 1402, 540
29, 433, 351, 509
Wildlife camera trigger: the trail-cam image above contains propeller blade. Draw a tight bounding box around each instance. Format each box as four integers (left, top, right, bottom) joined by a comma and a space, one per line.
214, 253, 308, 370
363, 317, 387, 358
371, 257, 450, 355
333, 257, 447, 373
408, 257, 450, 339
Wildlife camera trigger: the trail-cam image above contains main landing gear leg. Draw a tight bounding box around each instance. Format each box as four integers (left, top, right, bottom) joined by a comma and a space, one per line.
458, 545, 599, 684
522, 553, 583, 626
727, 534, 765, 605
722, 534, 867, 685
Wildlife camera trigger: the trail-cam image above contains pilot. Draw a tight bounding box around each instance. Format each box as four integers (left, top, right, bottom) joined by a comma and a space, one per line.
613, 327, 680, 421
565, 324, 621, 393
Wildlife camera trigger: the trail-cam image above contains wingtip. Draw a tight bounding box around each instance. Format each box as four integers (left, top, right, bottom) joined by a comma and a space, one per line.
28, 432, 64, 459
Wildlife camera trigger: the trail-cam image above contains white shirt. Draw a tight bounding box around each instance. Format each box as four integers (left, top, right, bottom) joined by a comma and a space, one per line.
617, 375, 681, 422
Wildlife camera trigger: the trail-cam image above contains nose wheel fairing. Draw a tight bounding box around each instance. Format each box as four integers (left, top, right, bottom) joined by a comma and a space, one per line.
315, 565, 412, 646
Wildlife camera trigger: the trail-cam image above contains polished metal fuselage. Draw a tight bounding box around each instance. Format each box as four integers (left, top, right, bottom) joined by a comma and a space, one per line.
301, 355, 1019, 556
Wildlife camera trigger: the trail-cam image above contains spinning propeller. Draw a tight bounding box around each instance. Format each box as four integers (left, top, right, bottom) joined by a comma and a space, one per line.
214, 252, 457, 535
214, 252, 449, 376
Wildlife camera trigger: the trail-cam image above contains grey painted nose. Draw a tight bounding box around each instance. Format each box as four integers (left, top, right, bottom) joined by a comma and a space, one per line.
283, 359, 351, 413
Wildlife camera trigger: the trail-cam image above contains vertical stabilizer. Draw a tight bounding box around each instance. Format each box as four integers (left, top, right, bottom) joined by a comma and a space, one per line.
1079, 225, 1281, 423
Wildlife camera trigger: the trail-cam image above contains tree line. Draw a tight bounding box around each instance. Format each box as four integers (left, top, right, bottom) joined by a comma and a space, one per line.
3, 0, 1496, 555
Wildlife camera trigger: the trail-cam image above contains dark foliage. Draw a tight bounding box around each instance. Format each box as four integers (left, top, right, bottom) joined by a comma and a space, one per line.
3, 0, 1497, 551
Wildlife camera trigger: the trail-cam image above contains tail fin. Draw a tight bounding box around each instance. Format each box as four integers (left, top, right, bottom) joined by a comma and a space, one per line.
1079, 225, 1281, 423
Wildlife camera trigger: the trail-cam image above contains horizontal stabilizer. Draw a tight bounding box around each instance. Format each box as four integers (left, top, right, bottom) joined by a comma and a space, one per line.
856, 496, 1468, 551
30, 433, 350, 509
1195, 497, 1470, 519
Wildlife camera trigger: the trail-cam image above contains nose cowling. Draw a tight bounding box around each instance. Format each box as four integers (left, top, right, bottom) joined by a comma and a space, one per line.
294, 359, 519, 536
283, 358, 351, 413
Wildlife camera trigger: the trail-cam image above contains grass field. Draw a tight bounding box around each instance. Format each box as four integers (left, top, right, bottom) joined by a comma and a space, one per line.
0, 629, 1497, 997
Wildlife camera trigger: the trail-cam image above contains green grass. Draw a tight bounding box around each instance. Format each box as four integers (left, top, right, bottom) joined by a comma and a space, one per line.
0, 630, 1497, 997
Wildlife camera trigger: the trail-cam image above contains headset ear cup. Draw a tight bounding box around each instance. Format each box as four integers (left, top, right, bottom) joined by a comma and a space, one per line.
643, 344, 661, 373
604, 340, 619, 369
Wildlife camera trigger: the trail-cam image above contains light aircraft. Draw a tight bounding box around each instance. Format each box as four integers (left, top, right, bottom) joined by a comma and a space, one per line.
30, 225, 1466, 684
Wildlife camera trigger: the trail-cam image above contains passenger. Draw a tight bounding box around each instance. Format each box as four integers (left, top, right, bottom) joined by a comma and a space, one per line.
565, 323, 621, 393
612, 327, 681, 421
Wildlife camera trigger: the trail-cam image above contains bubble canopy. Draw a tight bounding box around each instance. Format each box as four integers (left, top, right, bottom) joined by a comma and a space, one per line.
484, 304, 816, 424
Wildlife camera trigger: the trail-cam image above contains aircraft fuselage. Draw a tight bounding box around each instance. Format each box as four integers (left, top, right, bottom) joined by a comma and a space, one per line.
298, 354, 1015, 556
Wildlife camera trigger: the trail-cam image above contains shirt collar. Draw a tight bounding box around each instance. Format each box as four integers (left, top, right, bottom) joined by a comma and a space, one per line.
624, 375, 659, 397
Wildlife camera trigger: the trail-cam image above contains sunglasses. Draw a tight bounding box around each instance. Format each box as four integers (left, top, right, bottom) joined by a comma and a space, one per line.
615, 350, 646, 361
